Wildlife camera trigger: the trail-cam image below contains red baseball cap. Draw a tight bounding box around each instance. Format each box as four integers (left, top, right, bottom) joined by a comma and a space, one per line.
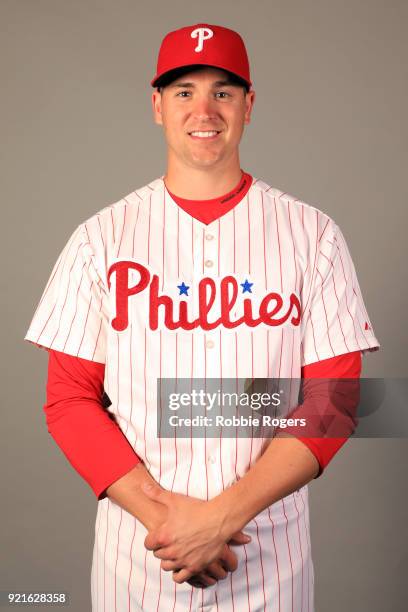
151, 23, 252, 89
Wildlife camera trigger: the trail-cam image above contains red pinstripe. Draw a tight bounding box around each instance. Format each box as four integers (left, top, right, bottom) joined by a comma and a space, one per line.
219, 329, 225, 490
203, 333, 209, 501
77, 280, 93, 355
125, 291, 133, 439
274, 198, 283, 293
127, 519, 137, 611
267, 505, 281, 611
242, 540, 251, 611
159, 330, 163, 483
333, 234, 367, 343
233, 208, 236, 273
292, 493, 304, 612
132, 201, 141, 258
61, 259, 88, 351
114, 509, 123, 611
37, 241, 82, 345
177, 207, 180, 278
287, 201, 298, 293
282, 498, 294, 612
116, 331, 120, 418
96, 505, 101, 611
117, 206, 126, 258
147, 196, 152, 265
316, 268, 336, 356
110, 209, 115, 244
162, 188, 166, 291
156, 565, 163, 612
234, 332, 239, 481
103, 501, 110, 612
302, 212, 319, 316
202, 227, 205, 275
253, 517, 267, 610
143, 329, 151, 472
319, 250, 351, 351
170, 333, 179, 493
141, 548, 148, 608
97, 215, 105, 251
218, 218, 221, 277
191, 218, 194, 263
186, 334, 194, 497
247, 194, 251, 274
318, 218, 330, 243
299, 489, 311, 612
261, 192, 267, 289
30, 225, 75, 321
308, 313, 320, 361
249, 333, 254, 468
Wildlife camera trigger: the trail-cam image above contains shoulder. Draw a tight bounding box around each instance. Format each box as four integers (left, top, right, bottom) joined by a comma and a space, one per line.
251, 177, 338, 242
79, 176, 164, 234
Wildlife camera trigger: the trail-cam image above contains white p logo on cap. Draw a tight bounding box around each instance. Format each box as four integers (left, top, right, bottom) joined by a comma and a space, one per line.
191, 27, 214, 52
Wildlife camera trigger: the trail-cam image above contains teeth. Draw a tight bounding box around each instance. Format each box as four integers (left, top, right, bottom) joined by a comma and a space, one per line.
190, 131, 219, 137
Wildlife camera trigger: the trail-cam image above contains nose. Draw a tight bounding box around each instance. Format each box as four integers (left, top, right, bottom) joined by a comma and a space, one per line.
191, 94, 217, 122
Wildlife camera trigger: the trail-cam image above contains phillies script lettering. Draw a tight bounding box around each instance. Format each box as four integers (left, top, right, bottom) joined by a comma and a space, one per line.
108, 261, 301, 332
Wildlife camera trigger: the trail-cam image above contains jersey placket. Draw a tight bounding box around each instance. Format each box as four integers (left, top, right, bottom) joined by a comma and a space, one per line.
197, 222, 226, 496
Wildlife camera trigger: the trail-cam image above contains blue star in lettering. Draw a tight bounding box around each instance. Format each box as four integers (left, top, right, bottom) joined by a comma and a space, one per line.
177, 282, 190, 296
241, 279, 253, 294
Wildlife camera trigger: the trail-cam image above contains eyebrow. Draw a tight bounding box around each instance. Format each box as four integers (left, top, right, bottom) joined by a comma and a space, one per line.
170, 79, 237, 89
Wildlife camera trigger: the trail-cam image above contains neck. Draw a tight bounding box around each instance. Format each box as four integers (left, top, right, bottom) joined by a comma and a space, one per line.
163, 154, 243, 200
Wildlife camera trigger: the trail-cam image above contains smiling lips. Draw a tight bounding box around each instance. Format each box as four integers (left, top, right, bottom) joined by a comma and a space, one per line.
188, 130, 221, 140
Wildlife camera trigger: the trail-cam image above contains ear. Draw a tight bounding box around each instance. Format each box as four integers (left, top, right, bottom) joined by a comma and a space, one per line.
244, 90, 256, 125
152, 90, 163, 126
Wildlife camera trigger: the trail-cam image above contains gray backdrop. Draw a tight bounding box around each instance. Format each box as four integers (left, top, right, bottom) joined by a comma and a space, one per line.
2, 0, 407, 610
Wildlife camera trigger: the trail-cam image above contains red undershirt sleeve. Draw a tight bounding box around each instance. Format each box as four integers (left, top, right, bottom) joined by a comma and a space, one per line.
44, 349, 142, 500
286, 350, 362, 477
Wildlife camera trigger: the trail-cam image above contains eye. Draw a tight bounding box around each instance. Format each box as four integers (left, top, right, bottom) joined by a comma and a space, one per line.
215, 91, 231, 99
176, 90, 191, 97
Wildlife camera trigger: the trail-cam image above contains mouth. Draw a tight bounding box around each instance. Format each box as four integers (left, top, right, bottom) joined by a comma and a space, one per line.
188, 130, 222, 140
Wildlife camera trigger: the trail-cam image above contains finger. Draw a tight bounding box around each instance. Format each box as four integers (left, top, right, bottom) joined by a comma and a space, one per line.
219, 545, 238, 572
204, 561, 228, 581
228, 530, 252, 545
179, 571, 216, 587
187, 575, 210, 589
172, 568, 196, 584
153, 547, 176, 560
161, 559, 182, 571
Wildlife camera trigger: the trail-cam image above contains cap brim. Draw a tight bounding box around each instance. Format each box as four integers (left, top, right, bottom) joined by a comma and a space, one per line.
151, 64, 251, 89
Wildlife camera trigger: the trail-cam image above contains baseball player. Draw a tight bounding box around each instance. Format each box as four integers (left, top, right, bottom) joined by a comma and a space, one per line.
24, 23, 380, 611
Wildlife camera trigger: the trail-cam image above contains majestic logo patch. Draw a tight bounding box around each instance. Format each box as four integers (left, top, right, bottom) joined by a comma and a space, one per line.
191, 27, 214, 52
108, 261, 301, 332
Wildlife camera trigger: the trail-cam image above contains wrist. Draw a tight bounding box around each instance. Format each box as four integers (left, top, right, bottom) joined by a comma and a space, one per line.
209, 491, 245, 541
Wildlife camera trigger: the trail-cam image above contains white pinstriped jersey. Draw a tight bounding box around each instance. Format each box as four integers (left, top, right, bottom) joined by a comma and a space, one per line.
25, 175, 379, 611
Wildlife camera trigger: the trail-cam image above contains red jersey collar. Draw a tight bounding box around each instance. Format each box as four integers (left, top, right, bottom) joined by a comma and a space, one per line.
165, 171, 253, 225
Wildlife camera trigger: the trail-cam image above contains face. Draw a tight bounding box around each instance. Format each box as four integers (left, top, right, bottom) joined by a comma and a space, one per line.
152, 67, 255, 170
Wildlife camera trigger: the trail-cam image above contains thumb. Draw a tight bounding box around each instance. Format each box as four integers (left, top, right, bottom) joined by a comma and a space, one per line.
228, 530, 252, 545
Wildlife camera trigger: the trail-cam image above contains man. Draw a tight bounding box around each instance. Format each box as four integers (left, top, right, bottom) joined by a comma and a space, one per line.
25, 23, 379, 611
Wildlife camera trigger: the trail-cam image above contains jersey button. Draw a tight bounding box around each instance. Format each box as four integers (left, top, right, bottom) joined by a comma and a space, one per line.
206, 340, 215, 349
204, 259, 214, 268
205, 233, 214, 241
207, 455, 216, 464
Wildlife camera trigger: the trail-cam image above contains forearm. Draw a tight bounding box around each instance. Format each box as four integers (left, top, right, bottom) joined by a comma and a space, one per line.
211, 434, 319, 539
105, 462, 167, 531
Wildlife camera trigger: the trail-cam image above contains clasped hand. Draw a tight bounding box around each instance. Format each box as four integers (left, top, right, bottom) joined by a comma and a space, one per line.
142, 481, 250, 588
